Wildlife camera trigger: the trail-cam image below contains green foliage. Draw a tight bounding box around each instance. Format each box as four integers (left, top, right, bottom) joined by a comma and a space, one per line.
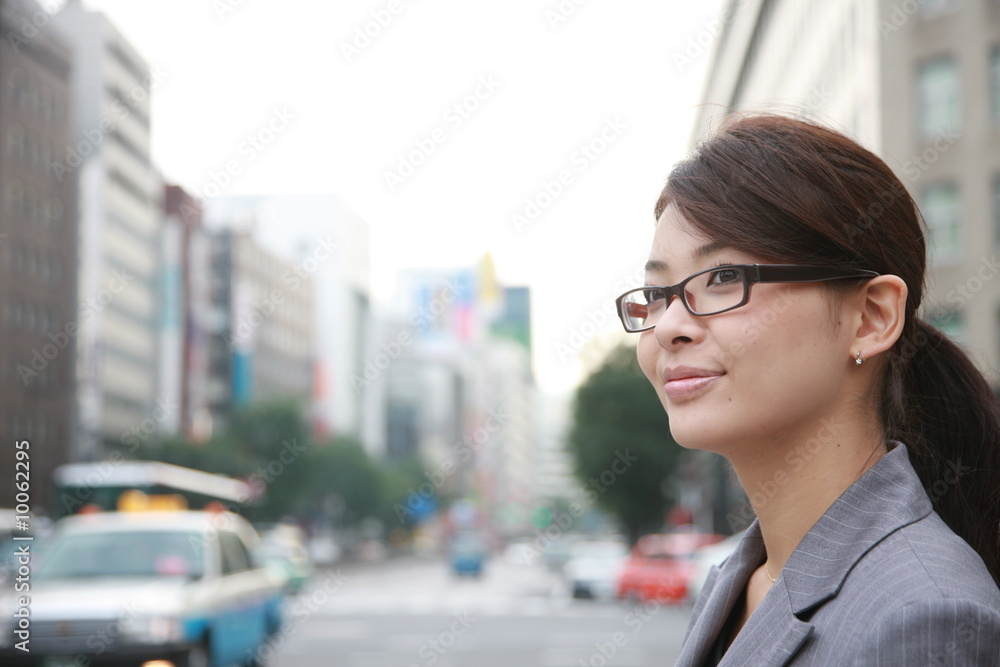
568, 343, 682, 544
298, 437, 383, 524
137, 400, 426, 531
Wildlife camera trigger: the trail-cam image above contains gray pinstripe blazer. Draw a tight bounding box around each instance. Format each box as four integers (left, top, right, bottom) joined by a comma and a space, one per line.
675, 442, 1000, 666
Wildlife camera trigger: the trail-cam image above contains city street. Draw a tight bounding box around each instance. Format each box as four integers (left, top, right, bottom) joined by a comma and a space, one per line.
269, 554, 692, 667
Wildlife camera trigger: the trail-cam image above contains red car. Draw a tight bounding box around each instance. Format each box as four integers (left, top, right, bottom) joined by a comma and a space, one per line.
617, 531, 724, 603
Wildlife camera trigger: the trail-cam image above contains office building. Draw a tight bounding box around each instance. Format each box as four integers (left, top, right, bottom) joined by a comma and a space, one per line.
384, 262, 540, 528
52, 0, 162, 457
0, 0, 76, 511
694, 0, 1000, 384
162, 185, 213, 441
206, 229, 315, 427
205, 194, 372, 444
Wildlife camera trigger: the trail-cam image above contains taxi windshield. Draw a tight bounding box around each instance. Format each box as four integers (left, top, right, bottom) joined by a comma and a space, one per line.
36, 530, 205, 579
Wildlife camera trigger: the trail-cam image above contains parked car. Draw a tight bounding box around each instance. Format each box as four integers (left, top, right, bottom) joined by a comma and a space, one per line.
307, 528, 342, 566
0, 509, 285, 667
686, 530, 747, 604
541, 533, 581, 573
448, 532, 487, 577
617, 531, 724, 603
501, 537, 537, 566
258, 522, 314, 595
562, 538, 629, 600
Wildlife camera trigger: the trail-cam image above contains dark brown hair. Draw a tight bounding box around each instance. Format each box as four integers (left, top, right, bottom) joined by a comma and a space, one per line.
655, 113, 1000, 586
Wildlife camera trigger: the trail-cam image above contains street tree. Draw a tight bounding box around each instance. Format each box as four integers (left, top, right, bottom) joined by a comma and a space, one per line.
568, 343, 682, 544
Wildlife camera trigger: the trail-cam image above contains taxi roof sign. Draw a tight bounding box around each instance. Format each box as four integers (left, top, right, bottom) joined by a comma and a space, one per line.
117, 489, 188, 512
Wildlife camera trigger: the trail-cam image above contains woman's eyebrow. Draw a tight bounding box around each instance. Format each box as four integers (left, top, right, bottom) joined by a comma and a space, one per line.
644, 241, 733, 275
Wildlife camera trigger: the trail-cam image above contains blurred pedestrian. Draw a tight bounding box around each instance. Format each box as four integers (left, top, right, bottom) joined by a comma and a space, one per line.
615, 114, 1000, 665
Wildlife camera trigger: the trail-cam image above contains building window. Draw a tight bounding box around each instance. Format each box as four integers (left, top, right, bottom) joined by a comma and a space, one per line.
39, 83, 53, 125
0, 234, 10, 274
108, 168, 150, 206
992, 47, 1000, 124
45, 196, 64, 228
27, 131, 41, 171
10, 298, 24, 330
6, 123, 25, 162
22, 302, 36, 333
917, 56, 960, 139
922, 182, 961, 262
52, 93, 66, 128
995, 175, 1000, 245
6, 67, 26, 110
22, 77, 38, 116
25, 184, 39, 224
5, 179, 25, 219
919, 0, 961, 20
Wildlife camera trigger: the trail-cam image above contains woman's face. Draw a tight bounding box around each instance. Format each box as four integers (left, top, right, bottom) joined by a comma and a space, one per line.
636, 205, 854, 456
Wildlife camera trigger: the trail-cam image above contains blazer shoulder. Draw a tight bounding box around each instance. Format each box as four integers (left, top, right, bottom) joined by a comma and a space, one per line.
795, 511, 1000, 665
888, 512, 1000, 606
850, 598, 1000, 666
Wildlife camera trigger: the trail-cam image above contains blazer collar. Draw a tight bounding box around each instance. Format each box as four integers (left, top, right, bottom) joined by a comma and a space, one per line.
780, 440, 932, 614
674, 441, 932, 666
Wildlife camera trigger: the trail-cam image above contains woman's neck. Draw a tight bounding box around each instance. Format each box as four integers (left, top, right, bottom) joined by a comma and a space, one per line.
727, 410, 888, 575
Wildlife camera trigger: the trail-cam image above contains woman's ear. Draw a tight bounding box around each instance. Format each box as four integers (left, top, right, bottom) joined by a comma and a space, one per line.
851, 275, 907, 361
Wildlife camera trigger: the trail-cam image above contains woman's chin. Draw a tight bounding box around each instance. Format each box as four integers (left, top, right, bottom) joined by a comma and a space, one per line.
669, 426, 718, 452
668, 419, 736, 454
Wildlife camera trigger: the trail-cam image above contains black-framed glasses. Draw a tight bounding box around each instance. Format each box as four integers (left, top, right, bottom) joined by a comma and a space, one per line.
615, 264, 880, 333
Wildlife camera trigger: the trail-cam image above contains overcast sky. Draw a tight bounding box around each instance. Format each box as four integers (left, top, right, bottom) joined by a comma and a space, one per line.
80, 0, 725, 394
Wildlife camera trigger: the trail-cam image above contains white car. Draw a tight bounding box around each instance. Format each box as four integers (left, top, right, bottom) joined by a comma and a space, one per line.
685, 530, 747, 604
0, 510, 285, 667
562, 538, 630, 600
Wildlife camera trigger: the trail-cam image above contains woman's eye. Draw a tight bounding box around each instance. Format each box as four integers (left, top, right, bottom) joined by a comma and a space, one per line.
643, 288, 665, 303
708, 269, 741, 286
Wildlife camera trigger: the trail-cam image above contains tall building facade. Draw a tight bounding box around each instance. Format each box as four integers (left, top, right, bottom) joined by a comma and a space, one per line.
0, 0, 76, 512
382, 261, 541, 534
382, 267, 478, 468
204, 194, 372, 445
52, 0, 162, 458
695, 0, 1000, 385
206, 229, 315, 429
163, 185, 212, 442
692, 0, 882, 148
158, 186, 184, 438
491, 286, 533, 358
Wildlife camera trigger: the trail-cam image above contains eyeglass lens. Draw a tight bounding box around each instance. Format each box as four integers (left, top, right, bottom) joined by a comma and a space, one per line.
620, 266, 747, 329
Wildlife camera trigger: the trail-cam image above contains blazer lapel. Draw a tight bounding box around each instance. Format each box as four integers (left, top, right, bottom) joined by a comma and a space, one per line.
717, 581, 814, 666
674, 523, 766, 666
779, 442, 932, 617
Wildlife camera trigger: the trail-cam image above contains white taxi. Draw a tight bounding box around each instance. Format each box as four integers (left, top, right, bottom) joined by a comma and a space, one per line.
0, 506, 285, 667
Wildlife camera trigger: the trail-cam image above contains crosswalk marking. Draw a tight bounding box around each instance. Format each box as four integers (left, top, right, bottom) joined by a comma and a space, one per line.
298, 592, 635, 618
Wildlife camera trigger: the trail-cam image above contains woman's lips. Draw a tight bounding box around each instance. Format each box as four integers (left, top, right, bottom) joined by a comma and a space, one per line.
663, 374, 722, 401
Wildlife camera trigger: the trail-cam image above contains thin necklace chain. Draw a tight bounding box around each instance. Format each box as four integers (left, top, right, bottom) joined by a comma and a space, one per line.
764, 561, 777, 583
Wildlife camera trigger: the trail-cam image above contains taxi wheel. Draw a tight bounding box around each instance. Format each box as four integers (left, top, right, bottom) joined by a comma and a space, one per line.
181, 640, 211, 667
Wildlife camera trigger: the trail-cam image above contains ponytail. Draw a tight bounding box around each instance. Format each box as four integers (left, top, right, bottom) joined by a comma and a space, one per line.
883, 318, 1000, 586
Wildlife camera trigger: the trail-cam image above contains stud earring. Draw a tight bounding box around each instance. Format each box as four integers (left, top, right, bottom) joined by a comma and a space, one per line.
855, 351, 864, 366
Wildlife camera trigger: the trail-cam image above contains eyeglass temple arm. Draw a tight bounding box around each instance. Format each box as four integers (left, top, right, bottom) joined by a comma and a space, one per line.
753, 265, 880, 283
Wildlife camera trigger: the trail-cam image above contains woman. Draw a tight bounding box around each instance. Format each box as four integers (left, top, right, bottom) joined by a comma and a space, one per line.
615, 114, 1000, 665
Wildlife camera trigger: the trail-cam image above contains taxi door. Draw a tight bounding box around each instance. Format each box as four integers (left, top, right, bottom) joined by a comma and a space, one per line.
208, 530, 280, 666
